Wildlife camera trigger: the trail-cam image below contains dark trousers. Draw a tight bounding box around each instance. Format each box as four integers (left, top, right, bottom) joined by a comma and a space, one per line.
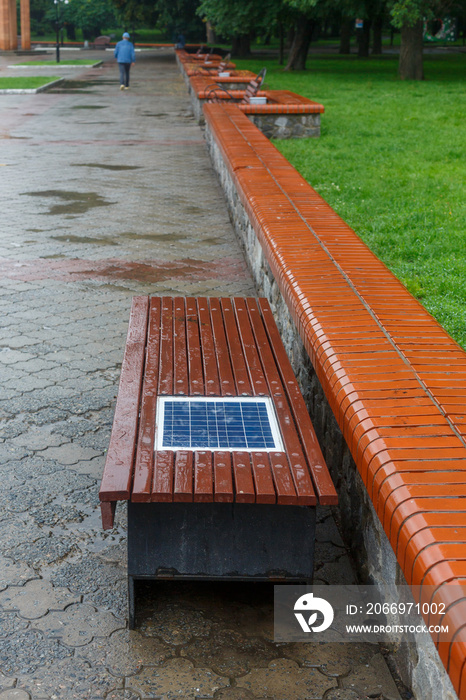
118, 62, 131, 87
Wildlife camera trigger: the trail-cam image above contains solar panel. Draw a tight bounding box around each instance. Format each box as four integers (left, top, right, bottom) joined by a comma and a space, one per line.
155, 397, 284, 452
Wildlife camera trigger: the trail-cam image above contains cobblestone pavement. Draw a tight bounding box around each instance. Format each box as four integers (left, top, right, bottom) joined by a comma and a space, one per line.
0, 48, 403, 700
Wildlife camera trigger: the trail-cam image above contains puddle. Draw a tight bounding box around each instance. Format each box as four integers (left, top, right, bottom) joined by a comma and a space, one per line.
41, 254, 66, 259
201, 237, 226, 245
71, 105, 108, 110
51, 234, 118, 246
50, 89, 94, 94
184, 205, 204, 215
142, 113, 168, 117
23, 190, 113, 216
122, 232, 188, 243
56, 80, 115, 91
72, 163, 141, 171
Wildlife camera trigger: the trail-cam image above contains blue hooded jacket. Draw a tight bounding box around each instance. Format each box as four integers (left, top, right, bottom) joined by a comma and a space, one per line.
114, 39, 135, 64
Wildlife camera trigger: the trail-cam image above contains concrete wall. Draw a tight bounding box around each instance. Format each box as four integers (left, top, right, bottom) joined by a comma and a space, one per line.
204, 119, 459, 700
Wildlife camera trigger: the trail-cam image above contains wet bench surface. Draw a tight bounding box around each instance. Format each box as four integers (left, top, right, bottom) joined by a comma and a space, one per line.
203, 102, 466, 699
99, 296, 337, 626
99, 295, 337, 526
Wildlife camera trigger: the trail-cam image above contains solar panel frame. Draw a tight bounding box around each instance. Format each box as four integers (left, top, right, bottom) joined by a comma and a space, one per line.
155, 396, 284, 452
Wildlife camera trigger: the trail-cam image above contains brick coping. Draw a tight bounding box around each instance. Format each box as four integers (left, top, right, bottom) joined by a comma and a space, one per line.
204, 101, 466, 700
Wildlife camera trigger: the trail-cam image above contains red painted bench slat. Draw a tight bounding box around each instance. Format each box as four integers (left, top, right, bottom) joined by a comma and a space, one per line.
197, 298, 221, 396
132, 297, 162, 502
186, 297, 204, 395
251, 452, 276, 504
220, 297, 253, 396
213, 451, 234, 502
174, 451, 193, 502
194, 451, 213, 502
232, 452, 256, 503
233, 297, 268, 396
173, 296, 189, 396
209, 297, 236, 396
99, 296, 149, 502
152, 450, 174, 502
158, 297, 174, 395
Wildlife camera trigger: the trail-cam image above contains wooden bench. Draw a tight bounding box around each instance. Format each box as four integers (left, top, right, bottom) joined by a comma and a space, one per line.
203, 102, 466, 699
99, 296, 337, 627
186, 52, 235, 76
184, 70, 324, 137
92, 35, 111, 49
205, 67, 267, 105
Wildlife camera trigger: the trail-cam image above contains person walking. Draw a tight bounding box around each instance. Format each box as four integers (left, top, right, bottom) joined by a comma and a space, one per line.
114, 32, 135, 90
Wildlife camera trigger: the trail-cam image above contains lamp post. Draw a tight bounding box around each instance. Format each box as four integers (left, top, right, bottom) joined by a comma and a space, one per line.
54, 0, 68, 63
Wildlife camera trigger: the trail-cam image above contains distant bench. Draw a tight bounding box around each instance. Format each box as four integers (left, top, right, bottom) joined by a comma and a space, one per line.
92, 35, 111, 49
99, 296, 337, 627
185, 73, 324, 138
203, 101, 466, 700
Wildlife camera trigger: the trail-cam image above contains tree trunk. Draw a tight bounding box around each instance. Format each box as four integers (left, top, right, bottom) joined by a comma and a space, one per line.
372, 14, 383, 54
278, 21, 284, 65
286, 26, 295, 49
206, 21, 216, 44
339, 16, 352, 54
231, 33, 251, 58
285, 15, 313, 70
357, 19, 372, 57
66, 22, 76, 40
399, 20, 424, 79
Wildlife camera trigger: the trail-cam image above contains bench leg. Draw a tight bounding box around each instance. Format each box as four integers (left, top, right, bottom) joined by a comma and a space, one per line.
128, 575, 136, 629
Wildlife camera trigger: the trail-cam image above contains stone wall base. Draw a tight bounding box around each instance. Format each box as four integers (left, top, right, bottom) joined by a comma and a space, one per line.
246, 112, 320, 139
204, 118, 459, 700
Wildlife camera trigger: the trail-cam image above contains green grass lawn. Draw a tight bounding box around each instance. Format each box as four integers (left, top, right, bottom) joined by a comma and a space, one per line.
15, 59, 99, 66
234, 52, 466, 348
0, 76, 61, 89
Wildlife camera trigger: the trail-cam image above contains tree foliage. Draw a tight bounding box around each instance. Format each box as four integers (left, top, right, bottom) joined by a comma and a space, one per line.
196, 0, 281, 40
111, 0, 159, 28
43, 0, 119, 39
30, 0, 52, 36
158, 0, 205, 39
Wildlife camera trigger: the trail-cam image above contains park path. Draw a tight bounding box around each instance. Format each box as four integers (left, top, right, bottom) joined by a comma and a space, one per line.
0, 48, 401, 700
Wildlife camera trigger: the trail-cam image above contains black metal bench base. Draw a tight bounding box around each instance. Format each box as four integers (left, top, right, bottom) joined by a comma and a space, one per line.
127, 501, 316, 628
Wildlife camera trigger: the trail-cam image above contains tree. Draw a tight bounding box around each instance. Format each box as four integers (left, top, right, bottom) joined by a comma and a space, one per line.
157, 0, 205, 41
111, 0, 159, 33
47, 0, 119, 40
197, 0, 281, 56
31, 0, 53, 36
282, 0, 319, 69
389, 0, 427, 78
389, 0, 464, 79
283, 0, 357, 69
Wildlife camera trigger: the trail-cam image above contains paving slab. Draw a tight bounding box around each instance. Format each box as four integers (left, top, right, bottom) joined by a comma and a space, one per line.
0, 48, 404, 699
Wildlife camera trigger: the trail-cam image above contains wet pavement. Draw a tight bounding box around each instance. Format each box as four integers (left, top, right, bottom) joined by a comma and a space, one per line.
0, 48, 403, 699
